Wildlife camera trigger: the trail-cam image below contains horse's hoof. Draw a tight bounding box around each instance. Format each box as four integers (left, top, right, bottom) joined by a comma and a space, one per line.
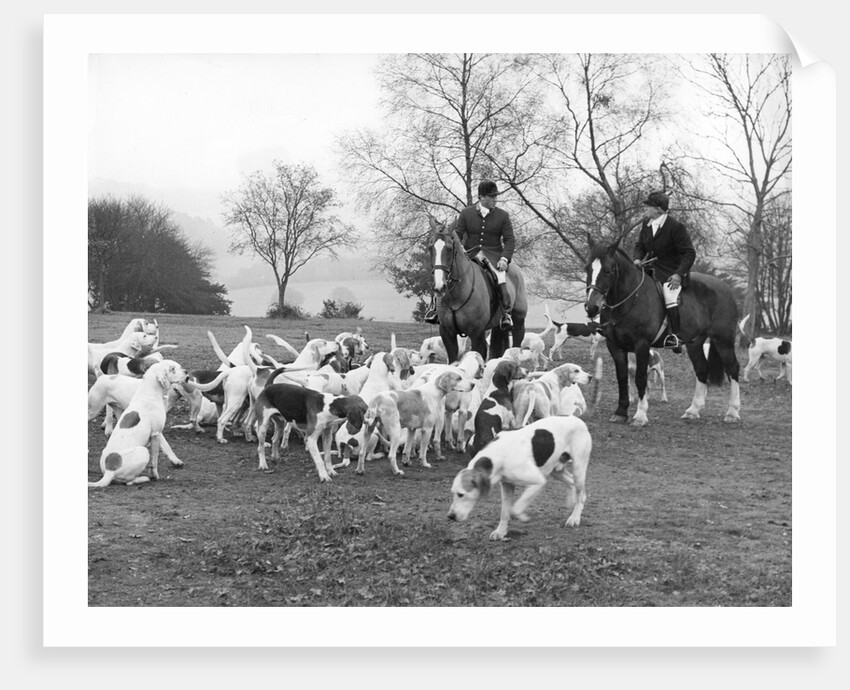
609, 415, 628, 424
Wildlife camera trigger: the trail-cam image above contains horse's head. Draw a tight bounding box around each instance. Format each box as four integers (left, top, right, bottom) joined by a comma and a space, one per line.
428, 216, 457, 295
584, 234, 626, 319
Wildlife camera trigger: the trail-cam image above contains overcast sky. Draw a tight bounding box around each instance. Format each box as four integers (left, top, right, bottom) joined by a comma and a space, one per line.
89, 54, 382, 199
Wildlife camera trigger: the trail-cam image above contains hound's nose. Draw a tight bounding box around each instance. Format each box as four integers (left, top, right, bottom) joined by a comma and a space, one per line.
447, 512, 457, 521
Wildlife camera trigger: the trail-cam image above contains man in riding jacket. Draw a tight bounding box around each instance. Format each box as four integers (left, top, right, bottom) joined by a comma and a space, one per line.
424, 179, 516, 330
632, 191, 695, 353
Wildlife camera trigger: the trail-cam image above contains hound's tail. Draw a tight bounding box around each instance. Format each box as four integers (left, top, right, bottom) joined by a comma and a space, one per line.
265, 334, 301, 360
390, 332, 397, 352
706, 341, 726, 386
241, 326, 257, 376
207, 330, 235, 368
590, 356, 603, 406
737, 314, 752, 348
183, 369, 231, 393
88, 471, 115, 488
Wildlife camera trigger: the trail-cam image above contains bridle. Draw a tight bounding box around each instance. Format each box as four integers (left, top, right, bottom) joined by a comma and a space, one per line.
586, 256, 647, 312
432, 232, 475, 309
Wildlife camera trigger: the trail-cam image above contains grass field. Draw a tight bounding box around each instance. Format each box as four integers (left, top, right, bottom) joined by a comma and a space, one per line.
87, 312, 792, 607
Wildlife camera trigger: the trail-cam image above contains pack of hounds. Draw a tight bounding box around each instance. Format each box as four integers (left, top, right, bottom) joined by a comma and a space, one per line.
87, 308, 789, 540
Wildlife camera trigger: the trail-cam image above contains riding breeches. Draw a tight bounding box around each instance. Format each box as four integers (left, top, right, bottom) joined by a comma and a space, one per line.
477, 256, 507, 284
662, 281, 681, 308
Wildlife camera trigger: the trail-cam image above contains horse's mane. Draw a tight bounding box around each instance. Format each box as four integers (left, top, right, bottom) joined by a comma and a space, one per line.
588, 240, 634, 267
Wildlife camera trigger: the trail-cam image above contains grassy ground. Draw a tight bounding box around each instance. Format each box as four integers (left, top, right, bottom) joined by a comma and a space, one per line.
88, 312, 792, 607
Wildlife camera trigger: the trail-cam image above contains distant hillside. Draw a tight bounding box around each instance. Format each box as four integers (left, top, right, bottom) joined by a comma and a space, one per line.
89, 177, 377, 287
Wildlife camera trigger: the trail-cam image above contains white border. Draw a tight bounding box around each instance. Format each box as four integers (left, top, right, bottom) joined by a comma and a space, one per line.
45, 14, 835, 647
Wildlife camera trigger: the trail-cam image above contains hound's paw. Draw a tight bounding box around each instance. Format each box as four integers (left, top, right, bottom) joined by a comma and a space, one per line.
723, 413, 741, 423
488, 529, 508, 541
170, 459, 184, 467
565, 516, 581, 527
393, 469, 406, 476
355, 468, 365, 475
511, 510, 531, 523
217, 438, 229, 445
421, 461, 433, 469
630, 417, 648, 427
681, 409, 701, 420
319, 475, 333, 483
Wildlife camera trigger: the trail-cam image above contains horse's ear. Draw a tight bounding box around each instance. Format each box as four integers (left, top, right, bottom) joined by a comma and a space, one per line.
587, 232, 595, 249
609, 232, 624, 253
428, 216, 439, 234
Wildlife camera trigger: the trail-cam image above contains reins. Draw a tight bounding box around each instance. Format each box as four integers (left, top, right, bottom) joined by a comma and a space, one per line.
586, 257, 648, 315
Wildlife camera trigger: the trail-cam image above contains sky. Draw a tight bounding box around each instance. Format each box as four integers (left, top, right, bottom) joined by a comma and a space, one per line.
89, 53, 382, 199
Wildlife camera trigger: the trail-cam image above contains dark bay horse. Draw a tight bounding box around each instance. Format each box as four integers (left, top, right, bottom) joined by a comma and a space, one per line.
428, 217, 527, 362
584, 235, 741, 425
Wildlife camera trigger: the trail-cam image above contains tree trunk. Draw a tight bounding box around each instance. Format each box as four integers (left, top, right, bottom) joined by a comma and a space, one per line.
278, 279, 288, 314
743, 204, 763, 336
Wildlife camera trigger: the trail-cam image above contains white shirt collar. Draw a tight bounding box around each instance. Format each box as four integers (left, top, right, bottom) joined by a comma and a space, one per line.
650, 212, 668, 234
478, 202, 490, 218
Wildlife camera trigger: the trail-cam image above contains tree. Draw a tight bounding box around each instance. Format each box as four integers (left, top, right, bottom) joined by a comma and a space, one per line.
681, 54, 792, 336
338, 54, 538, 247
88, 195, 231, 315
88, 195, 130, 311
222, 161, 356, 313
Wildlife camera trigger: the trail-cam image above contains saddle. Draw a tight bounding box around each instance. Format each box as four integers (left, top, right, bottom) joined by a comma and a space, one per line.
473, 258, 502, 312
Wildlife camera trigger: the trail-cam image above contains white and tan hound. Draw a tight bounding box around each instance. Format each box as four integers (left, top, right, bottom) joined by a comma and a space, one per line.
512, 362, 592, 427
360, 369, 474, 475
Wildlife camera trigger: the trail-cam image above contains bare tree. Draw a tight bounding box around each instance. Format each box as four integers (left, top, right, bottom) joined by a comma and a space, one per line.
338, 53, 538, 253
222, 162, 356, 313
680, 53, 792, 335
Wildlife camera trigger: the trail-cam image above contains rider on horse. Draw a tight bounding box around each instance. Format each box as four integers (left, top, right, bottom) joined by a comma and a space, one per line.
424, 180, 516, 330
632, 191, 696, 354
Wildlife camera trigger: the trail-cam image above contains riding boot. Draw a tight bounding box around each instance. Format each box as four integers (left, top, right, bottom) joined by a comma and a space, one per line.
423, 294, 439, 324
664, 305, 683, 353
498, 283, 513, 330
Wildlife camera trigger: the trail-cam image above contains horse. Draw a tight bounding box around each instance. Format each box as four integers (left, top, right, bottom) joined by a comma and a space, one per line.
428, 217, 527, 362
583, 235, 741, 426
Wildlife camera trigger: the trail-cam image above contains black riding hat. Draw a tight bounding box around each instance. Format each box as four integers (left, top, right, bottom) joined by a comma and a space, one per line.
478, 180, 501, 198
642, 191, 669, 211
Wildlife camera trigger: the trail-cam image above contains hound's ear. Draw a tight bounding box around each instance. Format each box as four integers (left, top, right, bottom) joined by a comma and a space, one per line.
156, 365, 171, 390
471, 456, 493, 498
311, 343, 321, 362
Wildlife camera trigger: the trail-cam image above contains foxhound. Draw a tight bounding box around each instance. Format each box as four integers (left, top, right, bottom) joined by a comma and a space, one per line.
627, 349, 668, 403
544, 304, 604, 361
253, 382, 367, 481
512, 362, 592, 427
468, 359, 527, 457
88, 332, 161, 378
419, 335, 470, 364
333, 352, 399, 466
89, 360, 189, 487
360, 369, 474, 475
739, 317, 792, 384
520, 308, 556, 371
448, 415, 593, 540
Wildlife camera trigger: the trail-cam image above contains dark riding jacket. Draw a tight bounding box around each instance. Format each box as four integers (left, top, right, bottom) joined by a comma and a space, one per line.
632, 215, 696, 287
452, 204, 516, 266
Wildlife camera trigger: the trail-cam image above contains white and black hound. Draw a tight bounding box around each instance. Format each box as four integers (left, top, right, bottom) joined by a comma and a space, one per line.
253, 382, 368, 481
467, 359, 527, 457
89, 360, 189, 487
448, 415, 593, 540
739, 315, 792, 384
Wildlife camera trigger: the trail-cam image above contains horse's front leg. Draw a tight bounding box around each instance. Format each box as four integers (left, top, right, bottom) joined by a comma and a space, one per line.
631, 345, 652, 427
439, 325, 460, 363
608, 344, 630, 423
468, 331, 488, 361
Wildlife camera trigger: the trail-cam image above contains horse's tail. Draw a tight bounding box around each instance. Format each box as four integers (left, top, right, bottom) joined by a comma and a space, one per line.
706, 342, 726, 386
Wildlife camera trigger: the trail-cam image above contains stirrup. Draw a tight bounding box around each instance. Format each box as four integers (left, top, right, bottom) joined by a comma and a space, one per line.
500, 314, 513, 330
663, 334, 683, 352
424, 309, 439, 325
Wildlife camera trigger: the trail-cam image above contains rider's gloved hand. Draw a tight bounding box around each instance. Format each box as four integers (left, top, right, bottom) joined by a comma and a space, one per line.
634, 259, 642, 267
497, 258, 509, 272
667, 274, 682, 289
